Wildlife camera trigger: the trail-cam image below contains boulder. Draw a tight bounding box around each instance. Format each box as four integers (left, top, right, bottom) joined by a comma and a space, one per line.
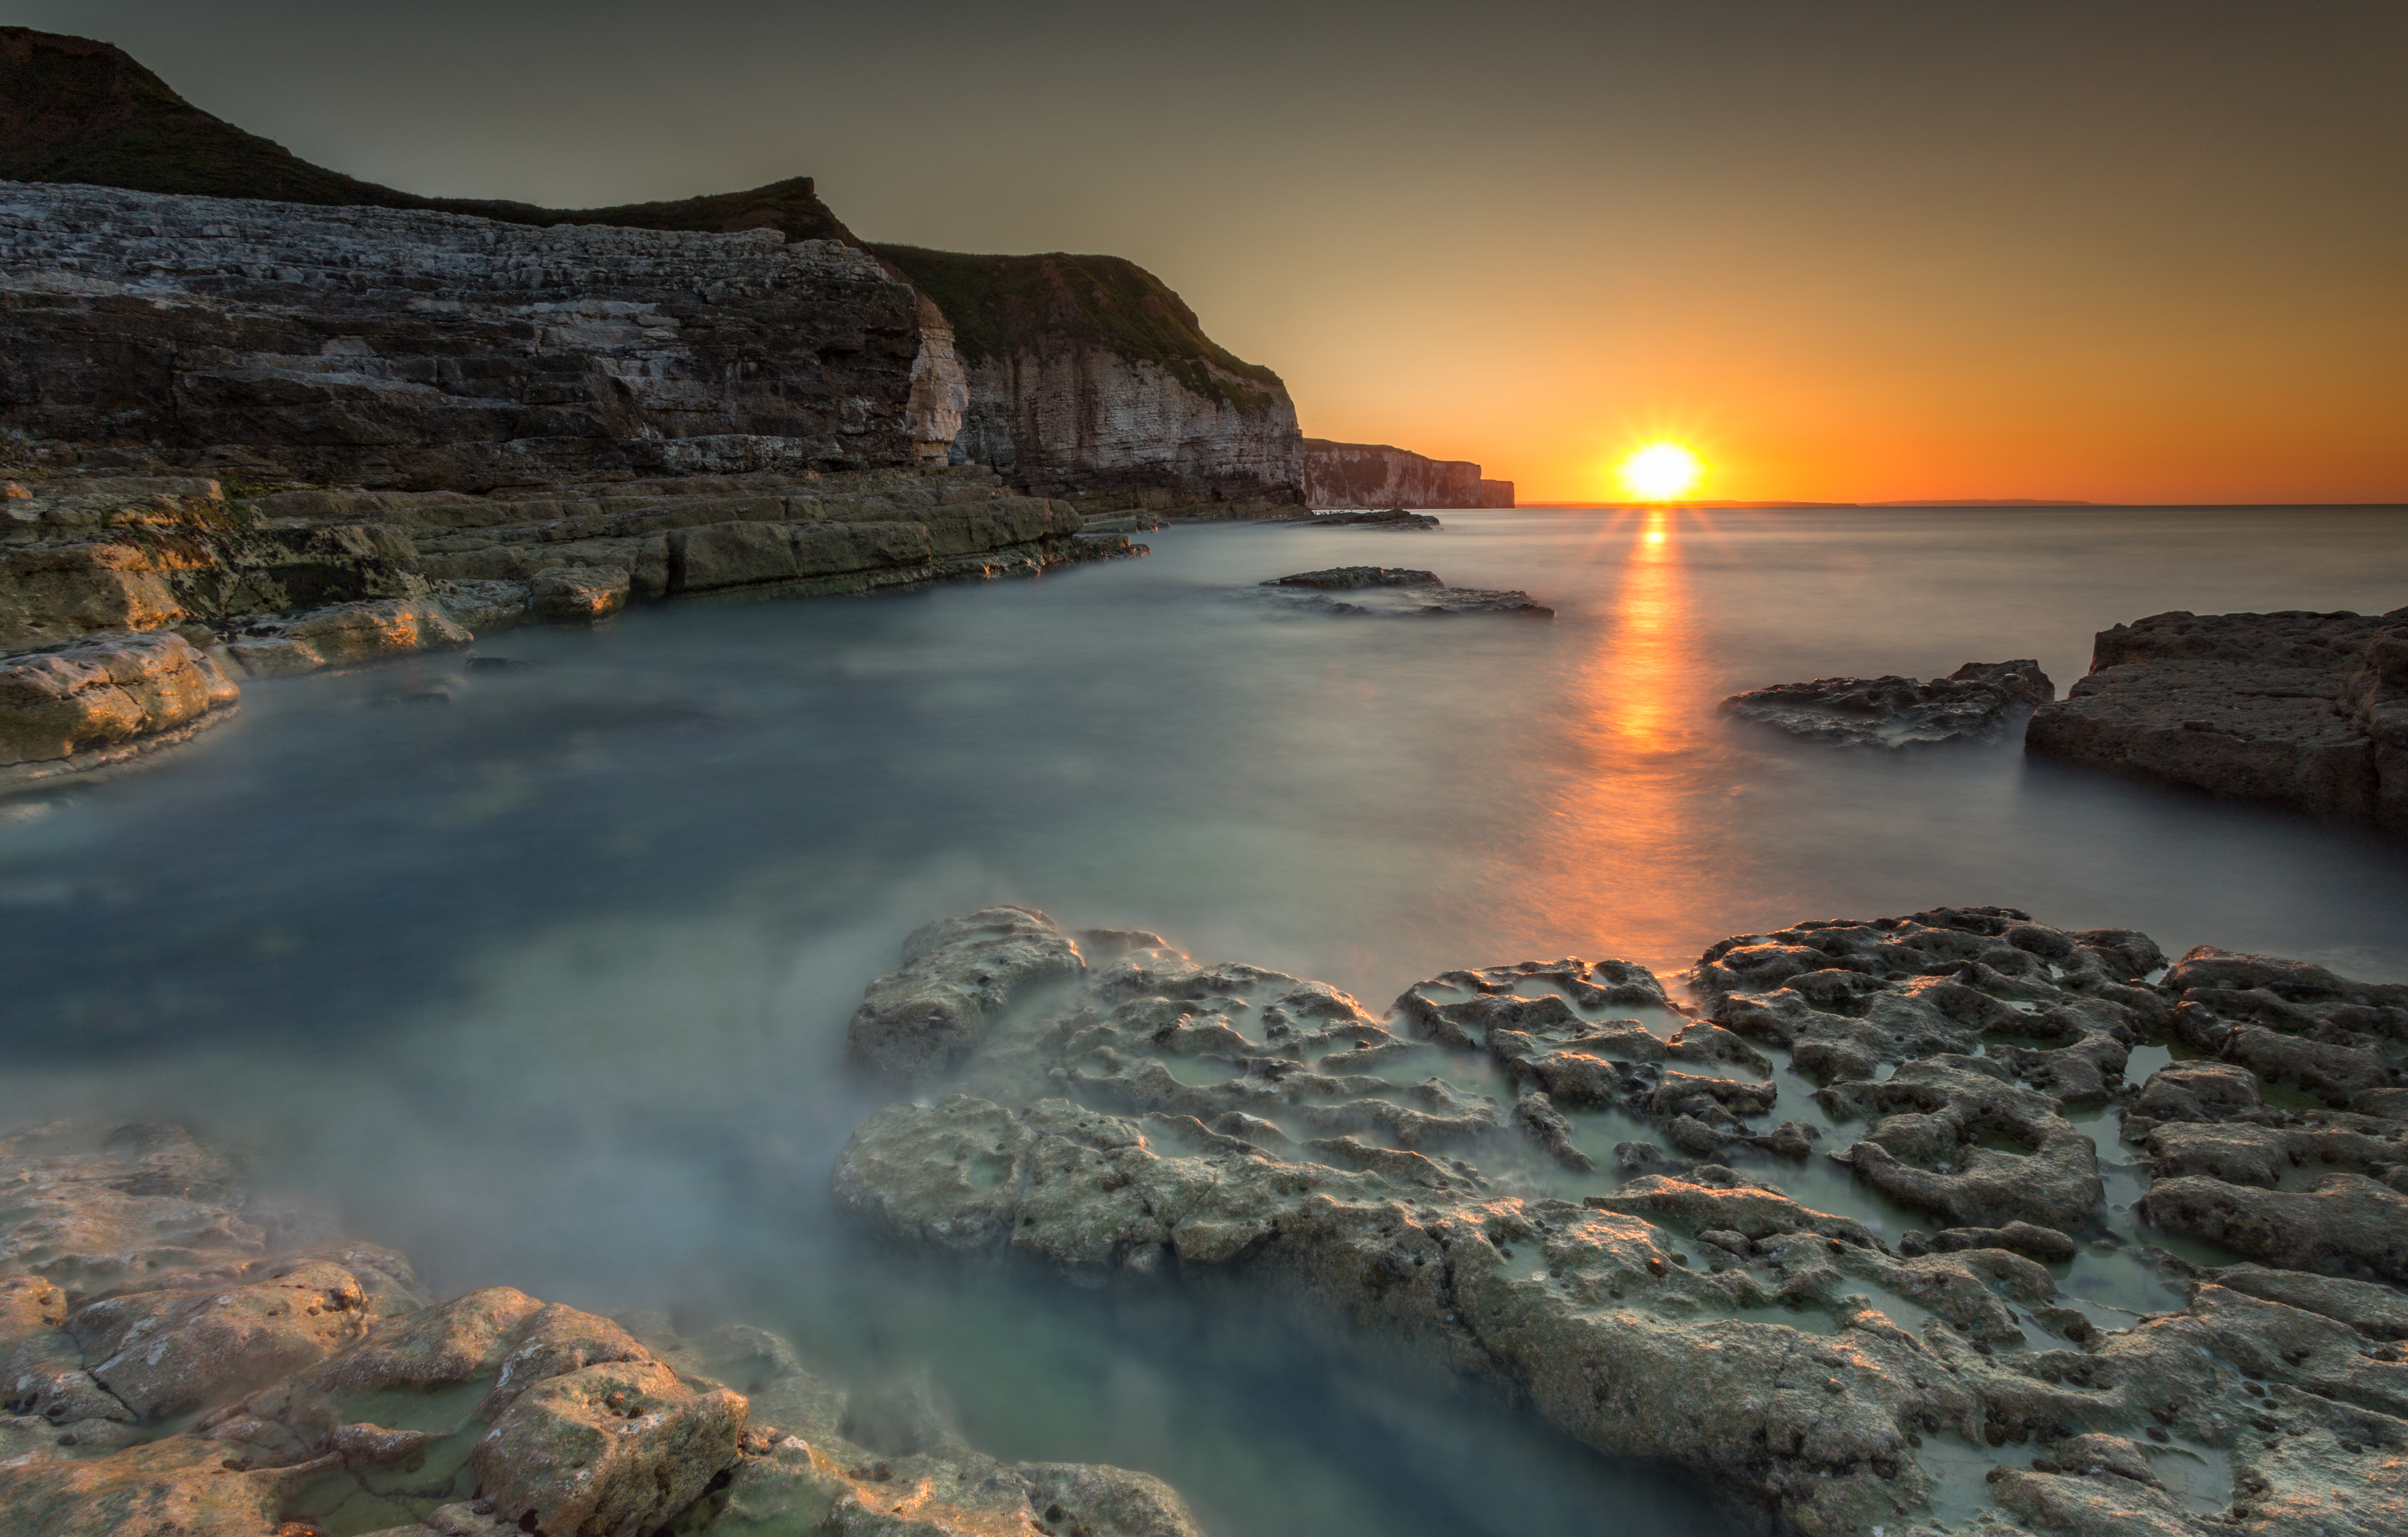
527, 568, 630, 624
0, 630, 237, 780
1722, 660, 2054, 748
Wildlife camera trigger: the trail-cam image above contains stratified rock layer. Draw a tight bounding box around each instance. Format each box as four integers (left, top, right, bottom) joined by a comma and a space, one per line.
0, 1120, 1207, 1537
2026, 608, 2408, 831
0, 629, 236, 784
833, 905, 2408, 1537
0, 181, 948, 488
1724, 660, 2055, 748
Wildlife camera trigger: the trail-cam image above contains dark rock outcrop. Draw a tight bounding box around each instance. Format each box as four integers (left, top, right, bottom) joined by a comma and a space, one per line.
1724, 660, 2054, 748
2026, 607, 2408, 831
1302, 439, 1514, 509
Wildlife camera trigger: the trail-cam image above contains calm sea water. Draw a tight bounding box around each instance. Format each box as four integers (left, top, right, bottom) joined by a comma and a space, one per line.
3, 506, 2404, 1536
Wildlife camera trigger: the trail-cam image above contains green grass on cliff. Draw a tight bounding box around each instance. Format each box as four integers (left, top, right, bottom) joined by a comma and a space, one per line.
871, 246, 1286, 417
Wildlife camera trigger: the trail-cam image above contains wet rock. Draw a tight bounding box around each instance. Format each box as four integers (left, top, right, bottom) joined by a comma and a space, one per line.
827, 905, 2408, 1536
1256, 566, 1553, 618
1291, 508, 1441, 529
1930, 1222, 2080, 1265
1512, 1091, 1594, 1172
527, 567, 630, 624
0, 630, 238, 786
1263, 566, 1440, 590
845, 905, 1085, 1081
2135, 1173, 2408, 1282
222, 597, 471, 678
1722, 660, 2054, 748
2131, 1061, 2272, 1124
1821, 1060, 2105, 1231
2209, 1264, 2408, 1339
2026, 606, 2408, 832
0, 1113, 1210, 1537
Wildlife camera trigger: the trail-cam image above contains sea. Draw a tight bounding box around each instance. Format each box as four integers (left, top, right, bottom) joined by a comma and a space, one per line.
3, 505, 2403, 1535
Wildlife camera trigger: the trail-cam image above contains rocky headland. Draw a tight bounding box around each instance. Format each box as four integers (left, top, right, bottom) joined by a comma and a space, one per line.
1724, 662, 2056, 748
1302, 440, 1514, 510
2026, 609, 2408, 832
831, 903, 2408, 1537
0, 1119, 1206, 1537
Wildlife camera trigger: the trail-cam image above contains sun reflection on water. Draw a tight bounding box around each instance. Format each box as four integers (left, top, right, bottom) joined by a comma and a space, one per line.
1529, 507, 1732, 973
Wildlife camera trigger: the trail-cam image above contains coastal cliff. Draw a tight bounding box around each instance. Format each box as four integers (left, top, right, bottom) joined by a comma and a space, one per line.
1, 181, 950, 487
876, 246, 1306, 511
1303, 439, 1513, 508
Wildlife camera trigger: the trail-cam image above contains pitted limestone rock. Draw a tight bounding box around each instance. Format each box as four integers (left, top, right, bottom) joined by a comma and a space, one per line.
0, 1118, 1209, 1537
1723, 660, 2054, 748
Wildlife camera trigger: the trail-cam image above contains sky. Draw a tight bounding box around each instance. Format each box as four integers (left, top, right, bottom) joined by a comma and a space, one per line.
15, 0, 2406, 504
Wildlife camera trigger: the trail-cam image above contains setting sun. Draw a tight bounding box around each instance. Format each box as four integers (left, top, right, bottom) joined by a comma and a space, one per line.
1616, 442, 1706, 502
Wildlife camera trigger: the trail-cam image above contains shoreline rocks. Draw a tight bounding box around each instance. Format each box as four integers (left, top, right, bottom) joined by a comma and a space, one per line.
1723, 660, 2054, 748
0, 1119, 1207, 1537
0, 630, 237, 788
2026, 608, 2408, 832
830, 904, 2408, 1537
0, 467, 1141, 788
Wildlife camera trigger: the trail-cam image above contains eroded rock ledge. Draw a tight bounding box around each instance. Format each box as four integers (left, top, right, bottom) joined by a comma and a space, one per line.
0, 1120, 1204, 1537
2026, 608, 2408, 831
833, 904, 2408, 1537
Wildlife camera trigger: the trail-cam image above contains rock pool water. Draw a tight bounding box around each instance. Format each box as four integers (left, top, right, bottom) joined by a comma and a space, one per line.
3, 506, 2404, 1535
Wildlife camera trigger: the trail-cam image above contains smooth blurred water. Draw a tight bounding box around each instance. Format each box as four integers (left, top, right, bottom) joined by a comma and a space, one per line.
2, 505, 2403, 1536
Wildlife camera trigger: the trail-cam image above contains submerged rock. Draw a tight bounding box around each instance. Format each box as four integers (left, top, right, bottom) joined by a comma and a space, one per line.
1723, 660, 2054, 747
830, 903, 2408, 1537
2026, 607, 2408, 831
0, 1119, 1207, 1537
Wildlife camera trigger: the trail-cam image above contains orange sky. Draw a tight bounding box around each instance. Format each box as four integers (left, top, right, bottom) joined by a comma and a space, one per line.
30, 0, 2408, 504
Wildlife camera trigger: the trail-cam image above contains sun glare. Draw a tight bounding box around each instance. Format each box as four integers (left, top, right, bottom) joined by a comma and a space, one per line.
1616, 442, 1706, 502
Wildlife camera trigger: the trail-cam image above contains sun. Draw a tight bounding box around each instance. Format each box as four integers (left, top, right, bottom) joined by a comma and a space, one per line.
1615, 442, 1706, 502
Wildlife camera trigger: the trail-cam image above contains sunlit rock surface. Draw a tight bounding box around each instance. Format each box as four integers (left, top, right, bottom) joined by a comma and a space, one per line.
1724, 661, 2055, 748
0, 629, 236, 787
833, 905, 2408, 1537
0, 1121, 1207, 1537
2027, 607, 2408, 832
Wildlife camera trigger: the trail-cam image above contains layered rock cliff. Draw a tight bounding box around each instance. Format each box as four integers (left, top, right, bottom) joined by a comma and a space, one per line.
1303, 439, 1513, 509
0, 181, 956, 487
876, 246, 1306, 510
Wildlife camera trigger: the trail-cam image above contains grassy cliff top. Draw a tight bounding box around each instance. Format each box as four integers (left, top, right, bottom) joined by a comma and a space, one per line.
0, 27, 856, 243
875, 245, 1285, 409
